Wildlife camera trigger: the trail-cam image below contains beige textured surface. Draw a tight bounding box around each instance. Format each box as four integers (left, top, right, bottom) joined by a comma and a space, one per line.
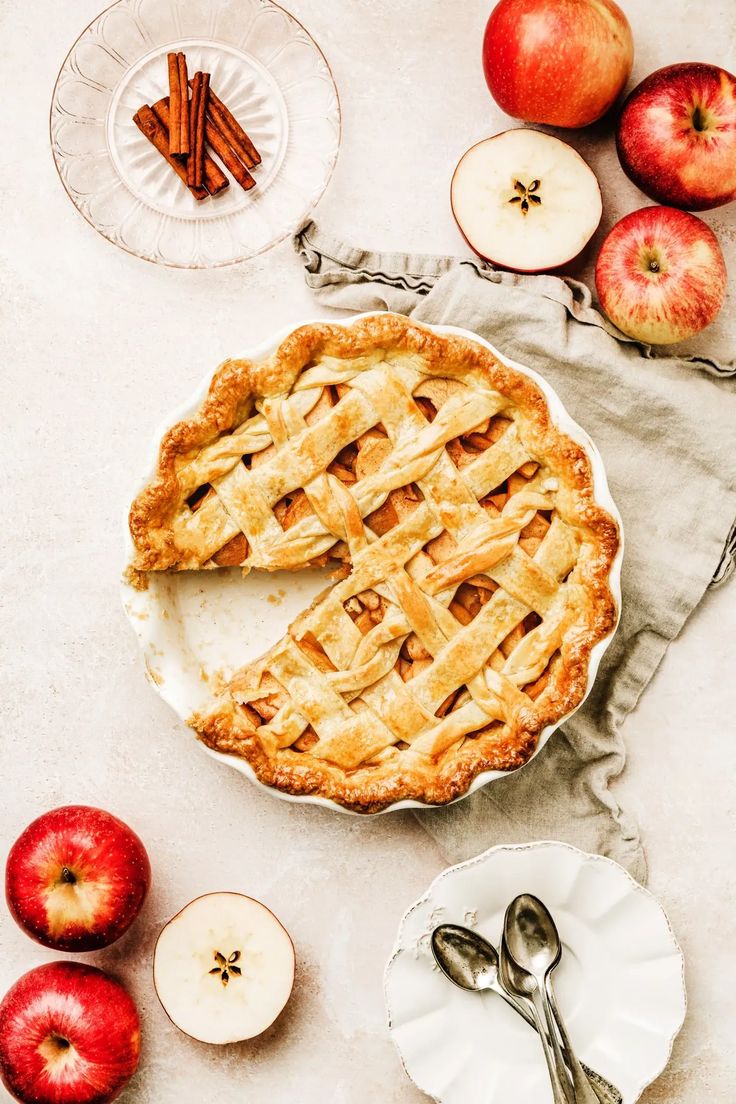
0, 1, 734, 1101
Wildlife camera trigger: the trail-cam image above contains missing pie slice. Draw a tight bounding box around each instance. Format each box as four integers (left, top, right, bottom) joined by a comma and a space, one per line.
129, 314, 619, 812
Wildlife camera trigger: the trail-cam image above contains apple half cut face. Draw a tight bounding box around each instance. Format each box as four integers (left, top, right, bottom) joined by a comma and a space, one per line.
153, 892, 295, 1045
451, 129, 602, 273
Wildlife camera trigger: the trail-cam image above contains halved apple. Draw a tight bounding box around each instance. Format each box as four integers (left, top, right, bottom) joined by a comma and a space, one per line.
153, 892, 295, 1045
451, 129, 602, 273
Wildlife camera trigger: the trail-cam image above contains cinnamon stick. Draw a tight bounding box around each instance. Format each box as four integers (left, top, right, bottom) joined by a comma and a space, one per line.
194, 72, 209, 189
167, 53, 182, 156
151, 97, 228, 197
186, 73, 202, 188
177, 52, 190, 156
188, 79, 258, 191
202, 114, 256, 191
207, 86, 261, 168
133, 105, 207, 201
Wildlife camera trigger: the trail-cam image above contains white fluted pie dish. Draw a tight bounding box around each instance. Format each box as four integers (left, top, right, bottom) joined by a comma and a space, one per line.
122, 313, 623, 814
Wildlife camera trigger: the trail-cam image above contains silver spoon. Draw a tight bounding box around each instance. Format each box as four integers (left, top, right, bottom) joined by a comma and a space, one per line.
505, 895, 599, 1104
432, 922, 538, 1027
500, 922, 574, 1104
431, 925, 620, 1104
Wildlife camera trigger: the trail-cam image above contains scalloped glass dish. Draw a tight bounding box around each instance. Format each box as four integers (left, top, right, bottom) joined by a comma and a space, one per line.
49, 0, 340, 267
385, 842, 686, 1104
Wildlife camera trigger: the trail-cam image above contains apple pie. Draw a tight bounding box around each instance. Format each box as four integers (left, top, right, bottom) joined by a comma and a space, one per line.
129, 314, 619, 812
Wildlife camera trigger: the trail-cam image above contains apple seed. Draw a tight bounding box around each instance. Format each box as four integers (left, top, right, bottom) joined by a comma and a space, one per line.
509, 178, 542, 215
209, 949, 243, 987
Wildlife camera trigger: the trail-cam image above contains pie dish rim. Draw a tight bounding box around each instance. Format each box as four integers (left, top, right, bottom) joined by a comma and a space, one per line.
122, 311, 623, 815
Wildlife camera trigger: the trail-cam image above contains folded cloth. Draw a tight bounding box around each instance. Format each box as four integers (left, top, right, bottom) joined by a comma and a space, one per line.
294, 222, 736, 883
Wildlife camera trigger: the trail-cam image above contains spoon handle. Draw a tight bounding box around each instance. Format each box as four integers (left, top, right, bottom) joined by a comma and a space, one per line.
528, 987, 575, 1104
578, 1062, 623, 1104
538, 983, 576, 1104
490, 982, 621, 1104
545, 978, 599, 1104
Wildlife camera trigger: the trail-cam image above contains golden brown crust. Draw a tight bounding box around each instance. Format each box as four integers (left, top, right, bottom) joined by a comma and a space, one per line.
130, 313, 619, 812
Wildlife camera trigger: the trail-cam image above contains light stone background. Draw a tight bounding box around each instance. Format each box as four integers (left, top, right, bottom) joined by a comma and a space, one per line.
1, 1, 735, 1101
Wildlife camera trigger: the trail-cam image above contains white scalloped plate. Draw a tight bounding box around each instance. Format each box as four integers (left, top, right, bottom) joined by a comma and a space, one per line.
385, 842, 686, 1104
121, 313, 623, 814
50, 0, 340, 267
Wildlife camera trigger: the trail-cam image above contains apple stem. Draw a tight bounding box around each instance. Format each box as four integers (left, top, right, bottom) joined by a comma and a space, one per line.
46, 1034, 71, 1052
60, 866, 77, 885
649, 260, 660, 273
691, 105, 707, 132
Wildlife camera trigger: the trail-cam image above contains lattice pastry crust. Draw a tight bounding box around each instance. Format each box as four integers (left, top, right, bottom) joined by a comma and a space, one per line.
129, 314, 618, 812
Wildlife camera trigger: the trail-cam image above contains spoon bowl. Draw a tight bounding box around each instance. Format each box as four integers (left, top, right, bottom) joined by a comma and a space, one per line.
431, 924, 500, 992
499, 931, 537, 998
504, 893, 562, 978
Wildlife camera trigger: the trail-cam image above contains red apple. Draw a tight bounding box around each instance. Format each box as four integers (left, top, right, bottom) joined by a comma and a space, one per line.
451, 129, 602, 273
595, 206, 727, 344
0, 962, 140, 1104
616, 63, 736, 211
483, 0, 634, 127
5, 806, 151, 952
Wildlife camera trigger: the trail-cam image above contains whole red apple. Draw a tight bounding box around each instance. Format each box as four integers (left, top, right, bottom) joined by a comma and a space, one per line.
483, 0, 634, 127
617, 62, 736, 211
5, 806, 151, 952
0, 962, 140, 1104
595, 206, 727, 344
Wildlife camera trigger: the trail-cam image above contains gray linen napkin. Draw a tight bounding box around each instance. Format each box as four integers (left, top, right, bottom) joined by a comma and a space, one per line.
294, 222, 736, 883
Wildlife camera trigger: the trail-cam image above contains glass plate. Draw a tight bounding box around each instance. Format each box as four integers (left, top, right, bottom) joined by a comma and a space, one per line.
50, 0, 340, 267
